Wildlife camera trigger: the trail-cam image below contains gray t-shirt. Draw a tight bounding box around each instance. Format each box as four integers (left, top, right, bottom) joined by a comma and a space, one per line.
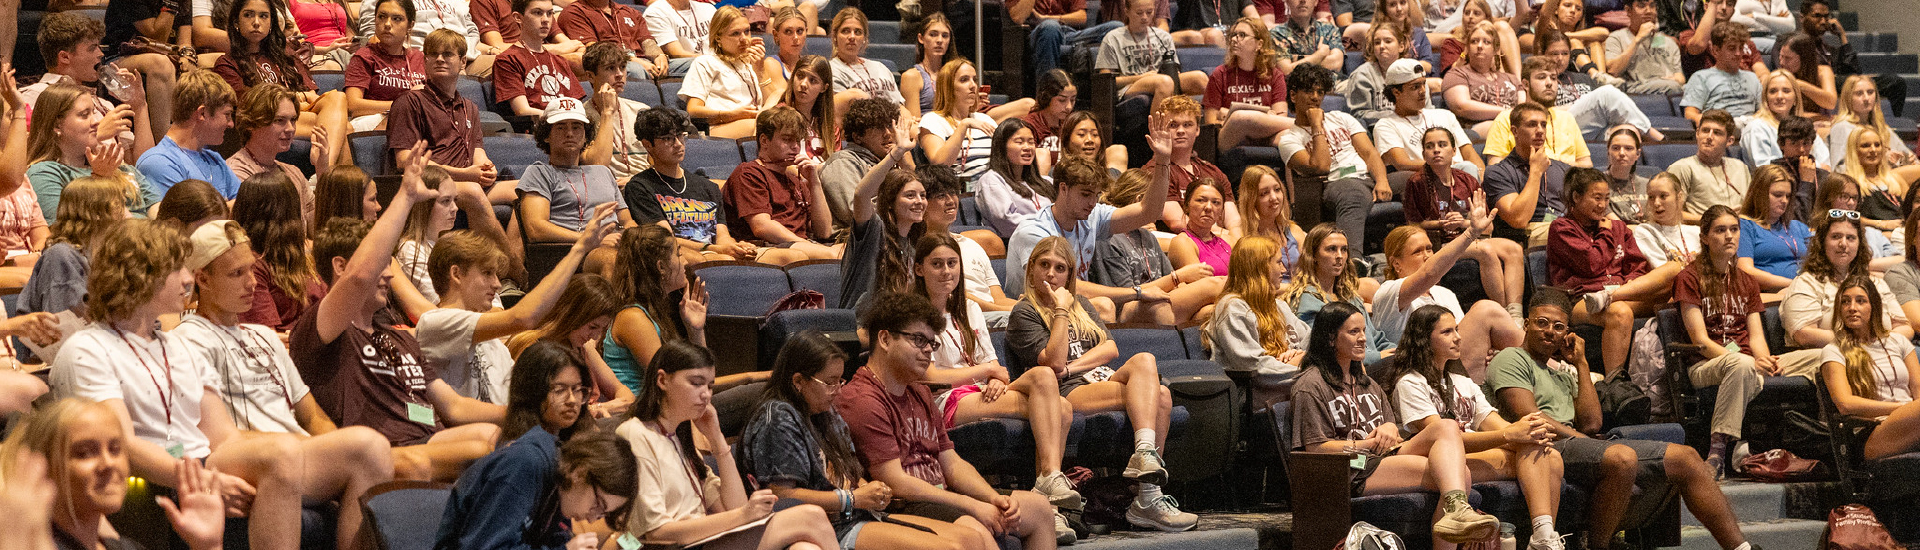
1886, 262, 1920, 305
1680, 67, 1761, 117
517, 162, 629, 233
1604, 29, 1682, 92
1096, 26, 1176, 77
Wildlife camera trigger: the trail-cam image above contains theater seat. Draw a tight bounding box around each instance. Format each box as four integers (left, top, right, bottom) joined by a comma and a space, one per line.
348, 131, 389, 176
619, 78, 664, 107
312, 71, 344, 94
482, 134, 544, 181
756, 308, 859, 372
361, 481, 452, 550
685, 137, 746, 177
784, 259, 843, 309
695, 262, 793, 317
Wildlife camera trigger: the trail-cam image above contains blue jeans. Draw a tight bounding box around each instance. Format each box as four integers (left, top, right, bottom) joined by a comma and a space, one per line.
1030, 19, 1123, 78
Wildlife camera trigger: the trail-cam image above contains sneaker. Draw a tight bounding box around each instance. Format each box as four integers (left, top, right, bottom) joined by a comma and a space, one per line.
1123, 448, 1169, 486
1125, 495, 1198, 532
1433, 492, 1499, 543
1529, 533, 1569, 550
1054, 511, 1078, 546
1581, 287, 1613, 314
1033, 472, 1084, 510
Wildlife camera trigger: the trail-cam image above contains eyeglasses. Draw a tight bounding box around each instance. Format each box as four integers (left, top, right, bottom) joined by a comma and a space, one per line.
1528, 317, 1570, 333
894, 331, 942, 353
649, 132, 690, 144
809, 375, 845, 389
549, 384, 591, 400
1829, 209, 1862, 220
425, 51, 462, 60
1226, 31, 1253, 41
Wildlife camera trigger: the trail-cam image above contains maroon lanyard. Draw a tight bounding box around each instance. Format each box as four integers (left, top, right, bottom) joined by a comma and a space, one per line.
116, 328, 176, 433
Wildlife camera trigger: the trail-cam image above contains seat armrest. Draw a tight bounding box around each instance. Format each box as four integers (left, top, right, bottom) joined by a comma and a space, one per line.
1092, 72, 1116, 146
1197, 123, 1220, 164
1288, 450, 1356, 550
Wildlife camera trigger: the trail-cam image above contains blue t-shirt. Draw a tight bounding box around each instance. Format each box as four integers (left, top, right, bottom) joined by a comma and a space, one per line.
1003, 204, 1116, 296
1680, 67, 1761, 118
1737, 217, 1810, 280
135, 137, 244, 199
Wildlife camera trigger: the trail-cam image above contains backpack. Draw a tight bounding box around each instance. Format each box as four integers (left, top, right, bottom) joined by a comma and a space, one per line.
1075, 475, 1137, 531
1627, 317, 1672, 418
1823, 504, 1905, 550
1597, 367, 1652, 431
1335, 521, 1406, 550
761, 290, 825, 320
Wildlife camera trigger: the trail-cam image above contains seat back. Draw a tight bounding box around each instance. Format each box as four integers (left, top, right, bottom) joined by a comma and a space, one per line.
360, 481, 453, 550
1108, 325, 1189, 367
694, 262, 794, 317
348, 131, 390, 176
312, 71, 345, 93
757, 308, 860, 372
482, 134, 545, 180
658, 78, 686, 110
686, 138, 745, 176
784, 259, 843, 308
457, 76, 494, 110
1524, 248, 1547, 303
959, 196, 984, 226
866, 44, 917, 72
620, 78, 664, 107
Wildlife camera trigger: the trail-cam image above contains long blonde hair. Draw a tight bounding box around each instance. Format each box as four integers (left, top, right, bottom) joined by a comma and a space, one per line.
1237, 165, 1296, 240
1754, 70, 1809, 127
932, 57, 977, 121
1831, 275, 1891, 400
1021, 236, 1107, 346
1837, 74, 1896, 149
1214, 236, 1291, 356
1281, 223, 1361, 306
1457, 21, 1508, 72
0, 399, 125, 531
1843, 126, 1901, 190
709, 6, 755, 66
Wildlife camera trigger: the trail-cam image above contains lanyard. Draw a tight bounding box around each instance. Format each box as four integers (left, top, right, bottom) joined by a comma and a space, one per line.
561, 167, 589, 223
207, 320, 297, 411
653, 420, 707, 503
731, 60, 762, 107
116, 328, 176, 440
1768, 221, 1803, 259
942, 322, 974, 368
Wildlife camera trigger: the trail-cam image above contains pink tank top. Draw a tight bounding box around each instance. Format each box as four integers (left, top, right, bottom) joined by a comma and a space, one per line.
290, 0, 349, 46
1184, 230, 1230, 275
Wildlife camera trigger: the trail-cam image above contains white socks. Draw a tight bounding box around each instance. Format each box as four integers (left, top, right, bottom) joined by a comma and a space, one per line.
1731, 543, 1752, 550
1530, 515, 1557, 541
1135, 429, 1157, 451
1136, 482, 1163, 505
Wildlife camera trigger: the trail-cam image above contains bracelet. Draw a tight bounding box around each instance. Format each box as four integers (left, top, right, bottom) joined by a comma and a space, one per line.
836, 489, 854, 519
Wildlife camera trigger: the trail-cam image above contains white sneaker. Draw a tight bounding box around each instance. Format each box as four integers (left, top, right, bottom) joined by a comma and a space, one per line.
1123, 448, 1169, 486
1529, 533, 1569, 550
1054, 511, 1078, 545
1125, 495, 1198, 532
1582, 287, 1614, 314
1033, 472, 1084, 510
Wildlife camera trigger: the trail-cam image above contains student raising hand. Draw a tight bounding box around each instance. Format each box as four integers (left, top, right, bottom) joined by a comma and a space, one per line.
155, 459, 227, 550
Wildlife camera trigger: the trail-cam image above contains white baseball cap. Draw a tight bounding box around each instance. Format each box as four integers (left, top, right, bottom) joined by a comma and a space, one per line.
1384, 58, 1428, 87
542, 97, 590, 125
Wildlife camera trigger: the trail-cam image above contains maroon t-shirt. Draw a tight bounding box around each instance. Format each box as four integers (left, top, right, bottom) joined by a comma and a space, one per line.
724, 160, 817, 242
1252, 0, 1332, 20
1673, 263, 1763, 350
211, 54, 316, 94
492, 45, 586, 110
1142, 157, 1230, 204
558, 1, 652, 52
239, 261, 330, 332
344, 46, 425, 102
387, 81, 482, 168
1203, 63, 1286, 111
288, 305, 440, 445
835, 367, 953, 487
1030, 0, 1085, 18
1023, 112, 1059, 155
1403, 168, 1481, 241
472, 0, 524, 43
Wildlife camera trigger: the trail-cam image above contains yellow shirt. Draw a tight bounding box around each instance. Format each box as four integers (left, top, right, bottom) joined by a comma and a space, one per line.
1480, 107, 1589, 165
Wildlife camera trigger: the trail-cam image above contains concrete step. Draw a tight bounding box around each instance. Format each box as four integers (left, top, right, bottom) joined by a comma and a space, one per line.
1683, 482, 1789, 527
1071, 527, 1261, 550
1674, 519, 1826, 550
1859, 53, 1918, 74
1847, 32, 1900, 53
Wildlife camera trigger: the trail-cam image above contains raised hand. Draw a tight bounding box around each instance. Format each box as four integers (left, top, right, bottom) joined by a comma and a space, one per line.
0, 66, 19, 112
893, 113, 919, 154
1467, 189, 1497, 236
1146, 112, 1174, 160
119, 67, 148, 109
309, 124, 332, 170
0, 450, 53, 532
158, 459, 226, 550
399, 142, 436, 202
681, 275, 708, 333
578, 203, 619, 250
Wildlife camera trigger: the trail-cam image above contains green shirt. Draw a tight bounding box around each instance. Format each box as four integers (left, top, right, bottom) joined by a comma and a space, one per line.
1485, 347, 1580, 425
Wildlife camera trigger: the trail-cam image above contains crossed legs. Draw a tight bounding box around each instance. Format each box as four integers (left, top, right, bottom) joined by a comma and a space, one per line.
954, 367, 1073, 479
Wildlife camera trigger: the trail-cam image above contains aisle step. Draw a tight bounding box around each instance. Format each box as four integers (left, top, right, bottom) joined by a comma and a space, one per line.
1675, 519, 1827, 550
1683, 482, 1788, 527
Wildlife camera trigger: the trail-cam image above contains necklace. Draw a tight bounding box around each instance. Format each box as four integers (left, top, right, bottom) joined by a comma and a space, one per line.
660, 169, 689, 194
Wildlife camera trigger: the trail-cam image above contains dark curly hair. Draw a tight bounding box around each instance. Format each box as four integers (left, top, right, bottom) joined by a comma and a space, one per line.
86, 219, 189, 323
841, 97, 899, 147
634, 107, 694, 141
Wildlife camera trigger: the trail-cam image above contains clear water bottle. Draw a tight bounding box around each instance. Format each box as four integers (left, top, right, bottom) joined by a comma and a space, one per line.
1499, 522, 1517, 550
97, 62, 133, 103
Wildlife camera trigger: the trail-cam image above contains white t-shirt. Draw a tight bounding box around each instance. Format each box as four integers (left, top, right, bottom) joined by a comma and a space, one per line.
919, 112, 996, 182
1372, 110, 1472, 165
1393, 371, 1497, 431
1631, 222, 1700, 269
617, 418, 723, 536
831, 57, 905, 105
1371, 278, 1465, 343
1780, 274, 1909, 342
957, 233, 1001, 304
417, 308, 515, 405
174, 315, 311, 436
398, 239, 438, 305
932, 302, 997, 370
1278, 111, 1373, 181
643, 0, 716, 55
681, 56, 764, 115
1822, 335, 1916, 404
52, 324, 217, 459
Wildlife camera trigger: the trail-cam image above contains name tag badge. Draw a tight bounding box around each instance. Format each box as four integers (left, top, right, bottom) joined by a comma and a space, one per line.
166, 442, 186, 459
407, 402, 436, 425
1350, 454, 1368, 470
617, 533, 642, 550
1726, 341, 1741, 354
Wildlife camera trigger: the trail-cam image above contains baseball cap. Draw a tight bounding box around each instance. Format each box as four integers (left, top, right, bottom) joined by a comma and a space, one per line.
1384, 59, 1427, 87
186, 220, 250, 271
542, 97, 590, 125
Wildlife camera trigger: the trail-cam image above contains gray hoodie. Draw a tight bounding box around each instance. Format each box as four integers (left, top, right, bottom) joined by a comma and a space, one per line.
1205, 295, 1308, 375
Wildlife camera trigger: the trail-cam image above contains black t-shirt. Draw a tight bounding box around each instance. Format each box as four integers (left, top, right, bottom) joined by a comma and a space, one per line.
103, 0, 170, 51
626, 168, 728, 245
